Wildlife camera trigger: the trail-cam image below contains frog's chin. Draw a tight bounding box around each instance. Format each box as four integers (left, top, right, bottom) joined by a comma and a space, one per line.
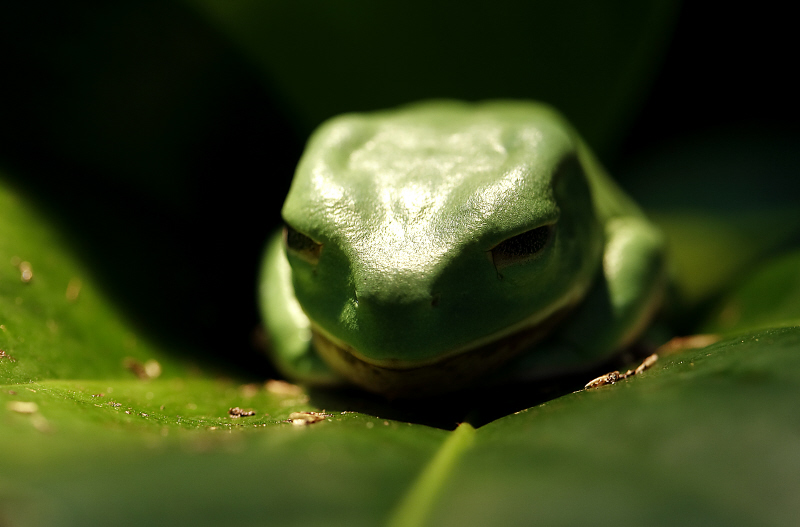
310, 306, 573, 398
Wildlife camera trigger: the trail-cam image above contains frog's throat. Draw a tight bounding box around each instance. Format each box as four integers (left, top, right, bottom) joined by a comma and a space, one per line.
310, 305, 574, 398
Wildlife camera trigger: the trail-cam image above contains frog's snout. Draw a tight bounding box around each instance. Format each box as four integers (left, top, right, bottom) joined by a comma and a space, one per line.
351, 261, 440, 306
353, 280, 439, 316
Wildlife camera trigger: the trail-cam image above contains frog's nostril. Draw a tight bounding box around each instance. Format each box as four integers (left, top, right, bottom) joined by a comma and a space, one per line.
353, 287, 438, 317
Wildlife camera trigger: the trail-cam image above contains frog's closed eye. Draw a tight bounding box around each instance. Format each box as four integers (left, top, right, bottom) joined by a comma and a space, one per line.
283, 224, 322, 264
491, 224, 554, 269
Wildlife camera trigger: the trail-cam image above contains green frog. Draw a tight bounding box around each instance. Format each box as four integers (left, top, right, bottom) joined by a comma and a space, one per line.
259, 100, 665, 398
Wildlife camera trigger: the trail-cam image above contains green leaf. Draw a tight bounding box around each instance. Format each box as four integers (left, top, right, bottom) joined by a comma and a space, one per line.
426, 327, 800, 526
651, 210, 800, 305
1, 378, 448, 527
702, 251, 800, 335
5, 326, 800, 525
618, 129, 800, 306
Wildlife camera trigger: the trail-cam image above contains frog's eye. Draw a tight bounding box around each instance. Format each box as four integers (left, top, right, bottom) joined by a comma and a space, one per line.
491, 225, 553, 268
283, 224, 322, 264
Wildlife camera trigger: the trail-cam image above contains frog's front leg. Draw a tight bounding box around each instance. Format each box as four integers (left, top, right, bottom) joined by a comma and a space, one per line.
557, 214, 667, 358
259, 232, 341, 385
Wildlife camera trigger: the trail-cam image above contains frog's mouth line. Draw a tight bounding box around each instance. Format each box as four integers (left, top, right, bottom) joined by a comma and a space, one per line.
310, 306, 574, 398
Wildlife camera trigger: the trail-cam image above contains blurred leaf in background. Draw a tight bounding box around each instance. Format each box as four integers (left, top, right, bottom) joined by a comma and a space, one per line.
185, 0, 678, 156
620, 129, 800, 315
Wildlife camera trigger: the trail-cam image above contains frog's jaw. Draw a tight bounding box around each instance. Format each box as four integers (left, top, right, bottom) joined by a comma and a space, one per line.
310, 304, 575, 398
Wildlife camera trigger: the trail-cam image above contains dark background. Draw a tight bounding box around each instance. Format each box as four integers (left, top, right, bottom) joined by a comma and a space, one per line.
620, 2, 796, 157
0, 1, 796, 377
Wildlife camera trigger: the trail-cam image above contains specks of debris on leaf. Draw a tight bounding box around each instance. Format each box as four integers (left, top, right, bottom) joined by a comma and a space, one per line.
240, 383, 260, 398
7, 401, 38, 414
634, 353, 659, 375
585, 351, 664, 390
92, 393, 105, 397
123, 358, 147, 379
107, 401, 122, 407
228, 407, 256, 418
288, 411, 329, 426
585, 371, 620, 390
16, 260, 33, 283
123, 358, 162, 379
267, 379, 309, 406
66, 277, 82, 302
143, 360, 161, 378
265, 379, 304, 397
0, 350, 15, 362
7, 400, 50, 432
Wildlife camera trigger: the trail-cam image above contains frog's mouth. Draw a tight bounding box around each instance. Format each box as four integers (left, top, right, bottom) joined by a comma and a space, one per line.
310, 306, 573, 398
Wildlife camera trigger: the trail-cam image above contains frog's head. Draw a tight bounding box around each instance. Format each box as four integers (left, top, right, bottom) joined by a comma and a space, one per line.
281, 101, 603, 396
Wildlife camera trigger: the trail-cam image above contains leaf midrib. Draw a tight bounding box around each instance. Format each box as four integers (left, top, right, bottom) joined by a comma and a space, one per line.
386, 422, 476, 527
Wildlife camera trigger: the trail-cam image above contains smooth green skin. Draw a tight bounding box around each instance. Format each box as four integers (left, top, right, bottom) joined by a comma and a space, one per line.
260, 101, 665, 393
